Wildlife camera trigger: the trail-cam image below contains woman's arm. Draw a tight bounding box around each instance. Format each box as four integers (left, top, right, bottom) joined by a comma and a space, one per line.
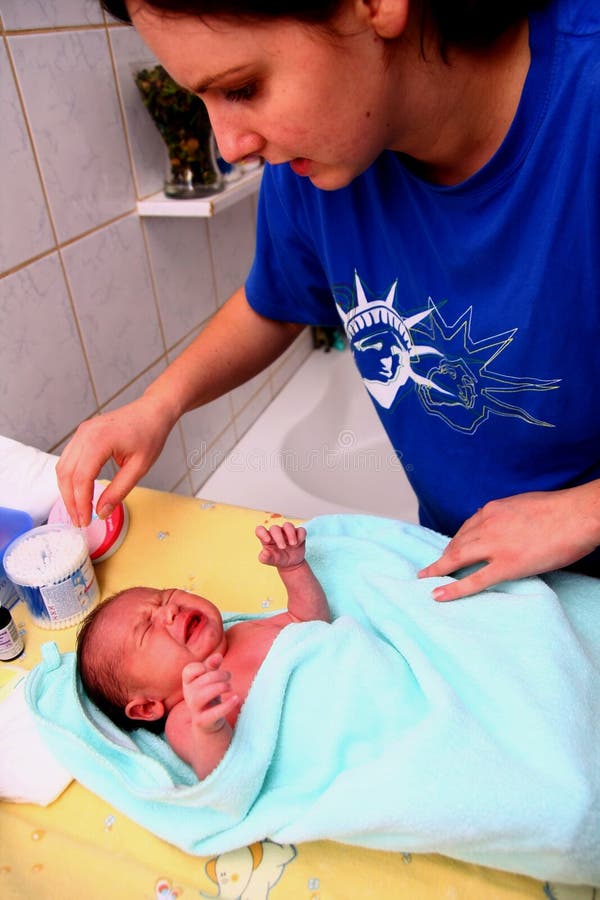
57, 286, 304, 526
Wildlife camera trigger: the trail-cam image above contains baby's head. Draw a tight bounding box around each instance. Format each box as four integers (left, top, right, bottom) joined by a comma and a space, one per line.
76, 586, 227, 732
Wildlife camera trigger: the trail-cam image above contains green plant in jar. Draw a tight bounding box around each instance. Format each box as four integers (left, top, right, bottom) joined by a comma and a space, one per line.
134, 64, 223, 197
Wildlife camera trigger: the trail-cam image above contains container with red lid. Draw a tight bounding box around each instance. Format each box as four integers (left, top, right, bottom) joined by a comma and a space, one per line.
48, 482, 129, 563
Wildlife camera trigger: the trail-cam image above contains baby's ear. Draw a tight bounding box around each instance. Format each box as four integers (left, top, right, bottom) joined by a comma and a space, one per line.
125, 696, 165, 722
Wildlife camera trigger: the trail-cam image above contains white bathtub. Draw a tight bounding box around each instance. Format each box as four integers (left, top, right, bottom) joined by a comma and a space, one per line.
200, 348, 419, 522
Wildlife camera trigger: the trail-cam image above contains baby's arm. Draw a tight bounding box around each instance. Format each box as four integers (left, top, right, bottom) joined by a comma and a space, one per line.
255, 523, 330, 623
165, 653, 239, 780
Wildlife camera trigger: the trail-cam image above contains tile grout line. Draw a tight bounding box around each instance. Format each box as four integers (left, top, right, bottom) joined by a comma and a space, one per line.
2, 28, 101, 419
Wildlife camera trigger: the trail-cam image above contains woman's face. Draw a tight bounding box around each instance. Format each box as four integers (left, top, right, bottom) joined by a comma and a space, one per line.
129, 2, 399, 190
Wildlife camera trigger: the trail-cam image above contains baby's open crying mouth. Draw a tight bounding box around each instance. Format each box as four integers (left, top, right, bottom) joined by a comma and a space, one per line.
184, 613, 203, 642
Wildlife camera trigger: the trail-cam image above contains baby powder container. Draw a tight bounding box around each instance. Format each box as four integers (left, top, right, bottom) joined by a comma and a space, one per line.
0, 507, 34, 611
3, 524, 99, 629
48, 481, 128, 563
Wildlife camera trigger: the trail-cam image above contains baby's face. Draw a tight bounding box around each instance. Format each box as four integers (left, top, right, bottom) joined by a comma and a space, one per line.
107, 587, 227, 711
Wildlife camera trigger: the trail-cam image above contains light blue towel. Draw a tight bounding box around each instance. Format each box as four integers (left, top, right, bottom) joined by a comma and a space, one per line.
26, 515, 600, 885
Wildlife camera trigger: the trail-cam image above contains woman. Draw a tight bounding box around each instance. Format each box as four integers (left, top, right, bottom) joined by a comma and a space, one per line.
57, 0, 600, 600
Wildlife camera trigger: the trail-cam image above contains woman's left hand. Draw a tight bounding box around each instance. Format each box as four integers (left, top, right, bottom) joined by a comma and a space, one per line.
418, 483, 600, 601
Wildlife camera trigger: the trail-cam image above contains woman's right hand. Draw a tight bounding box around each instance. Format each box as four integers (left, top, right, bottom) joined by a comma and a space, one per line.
57, 289, 304, 527
56, 392, 177, 526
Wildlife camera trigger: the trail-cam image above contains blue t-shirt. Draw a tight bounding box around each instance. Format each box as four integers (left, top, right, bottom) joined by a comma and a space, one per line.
246, 0, 600, 554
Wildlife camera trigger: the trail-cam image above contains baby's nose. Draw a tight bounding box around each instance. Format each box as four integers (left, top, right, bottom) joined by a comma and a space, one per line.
156, 601, 177, 625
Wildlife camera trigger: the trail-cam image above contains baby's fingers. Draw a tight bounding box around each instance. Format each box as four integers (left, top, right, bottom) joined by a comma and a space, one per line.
184, 673, 239, 732
256, 523, 304, 545
197, 693, 241, 733
182, 661, 229, 689
266, 524, 286, 548
282, 522, 305, 546
205, 652, 224, 670
255, 524, 273, 547
265, 522, 304, 549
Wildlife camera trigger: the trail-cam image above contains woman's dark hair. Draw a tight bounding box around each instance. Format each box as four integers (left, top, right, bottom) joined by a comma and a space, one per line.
103, 0, 342, 26
102, 0, 552, 48
425, 0, 552, 47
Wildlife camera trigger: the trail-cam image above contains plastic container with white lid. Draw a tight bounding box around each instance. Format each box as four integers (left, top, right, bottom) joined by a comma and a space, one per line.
3, 524, 99, 629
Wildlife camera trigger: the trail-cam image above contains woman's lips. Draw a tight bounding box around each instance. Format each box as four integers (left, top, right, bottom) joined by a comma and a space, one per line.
290, 157, 312, 177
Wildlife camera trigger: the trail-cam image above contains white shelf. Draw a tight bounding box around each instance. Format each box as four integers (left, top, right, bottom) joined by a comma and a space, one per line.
137, 168, 262, 218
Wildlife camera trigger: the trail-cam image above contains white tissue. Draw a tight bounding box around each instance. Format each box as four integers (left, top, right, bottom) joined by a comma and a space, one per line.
0, 669, 72, 805
0, 437, 60, 525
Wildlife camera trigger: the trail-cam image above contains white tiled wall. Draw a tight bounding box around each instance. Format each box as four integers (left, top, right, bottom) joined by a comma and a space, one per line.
0, 1, 312, 497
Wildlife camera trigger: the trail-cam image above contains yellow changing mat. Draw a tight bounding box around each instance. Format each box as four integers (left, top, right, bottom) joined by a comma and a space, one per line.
0, 487, 580, 899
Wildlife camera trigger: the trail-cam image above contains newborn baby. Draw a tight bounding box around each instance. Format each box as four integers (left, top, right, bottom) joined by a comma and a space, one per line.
77, 523, 330, 779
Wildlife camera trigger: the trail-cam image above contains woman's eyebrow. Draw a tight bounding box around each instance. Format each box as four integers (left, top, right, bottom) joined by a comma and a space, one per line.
191, 65, 252, 94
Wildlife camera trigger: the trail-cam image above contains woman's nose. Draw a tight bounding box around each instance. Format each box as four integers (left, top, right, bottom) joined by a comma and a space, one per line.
208, 111, 264, 165
216, 129, 264, 165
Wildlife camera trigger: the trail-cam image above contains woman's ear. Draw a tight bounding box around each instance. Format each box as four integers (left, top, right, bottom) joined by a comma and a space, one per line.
125, 696, 166, 722
355, 0, 410, 39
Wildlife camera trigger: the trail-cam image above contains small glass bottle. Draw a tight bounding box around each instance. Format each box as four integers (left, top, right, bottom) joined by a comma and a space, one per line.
0, 605, 24, 661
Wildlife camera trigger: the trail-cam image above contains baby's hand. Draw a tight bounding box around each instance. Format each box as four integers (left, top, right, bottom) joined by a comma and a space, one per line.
181, 653, 239, 733
255, 522, 307, 569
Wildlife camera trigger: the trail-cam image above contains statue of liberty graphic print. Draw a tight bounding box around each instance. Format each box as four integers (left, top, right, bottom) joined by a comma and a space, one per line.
335, 272, 560, 434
